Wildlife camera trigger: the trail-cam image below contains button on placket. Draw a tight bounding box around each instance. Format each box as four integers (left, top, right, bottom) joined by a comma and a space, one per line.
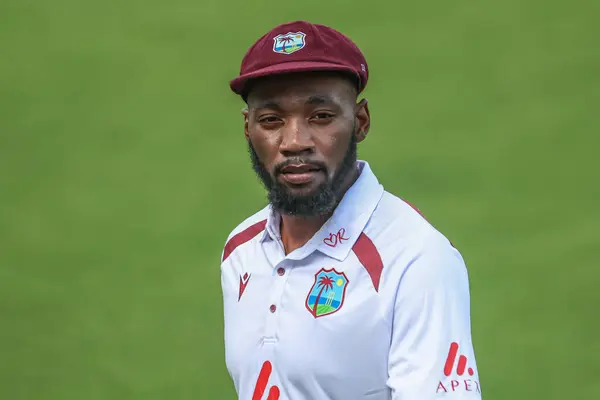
263, 260, 292, 342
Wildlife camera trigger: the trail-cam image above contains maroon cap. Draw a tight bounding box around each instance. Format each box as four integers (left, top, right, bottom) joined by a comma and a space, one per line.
230, 21, 369, 96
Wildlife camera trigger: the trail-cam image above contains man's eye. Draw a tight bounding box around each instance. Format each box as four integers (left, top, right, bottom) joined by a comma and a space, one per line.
313, 113, 334, 120
259, 116, 281, 123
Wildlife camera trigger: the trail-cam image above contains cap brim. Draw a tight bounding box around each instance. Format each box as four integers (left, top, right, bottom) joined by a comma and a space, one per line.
229, 61, 360, 96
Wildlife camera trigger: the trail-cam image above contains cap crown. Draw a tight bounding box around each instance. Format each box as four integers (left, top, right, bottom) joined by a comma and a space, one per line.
230, 21, 369, 95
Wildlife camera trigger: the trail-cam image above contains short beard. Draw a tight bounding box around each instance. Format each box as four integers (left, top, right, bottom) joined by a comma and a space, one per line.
248, 132, 358, 217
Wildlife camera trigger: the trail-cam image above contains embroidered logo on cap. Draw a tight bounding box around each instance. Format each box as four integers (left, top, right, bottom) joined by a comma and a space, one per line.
273, 32, 306, 55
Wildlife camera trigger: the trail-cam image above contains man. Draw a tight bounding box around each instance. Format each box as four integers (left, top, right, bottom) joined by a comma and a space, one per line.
221, 20, 482, 400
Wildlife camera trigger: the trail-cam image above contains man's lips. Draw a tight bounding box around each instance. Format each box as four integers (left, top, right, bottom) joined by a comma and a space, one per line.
279, 164, 322, 185
280, 164, 321, 174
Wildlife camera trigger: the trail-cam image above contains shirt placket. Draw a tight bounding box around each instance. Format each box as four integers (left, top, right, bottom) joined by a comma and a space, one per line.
261, 240, 292, 345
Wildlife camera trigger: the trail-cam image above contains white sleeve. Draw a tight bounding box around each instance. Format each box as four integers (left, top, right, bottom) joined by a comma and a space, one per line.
387, 240, 482, 399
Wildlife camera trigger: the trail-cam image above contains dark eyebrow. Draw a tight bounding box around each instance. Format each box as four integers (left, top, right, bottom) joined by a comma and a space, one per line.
251, 95, 337, 110
306, 95, 336, 105
252, 101, 282, 110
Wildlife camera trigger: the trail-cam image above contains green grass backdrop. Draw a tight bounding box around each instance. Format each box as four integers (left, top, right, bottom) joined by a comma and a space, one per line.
1, 0, 598, 398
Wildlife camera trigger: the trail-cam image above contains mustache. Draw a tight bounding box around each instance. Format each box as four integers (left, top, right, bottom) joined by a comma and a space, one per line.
273, 158, 328, 175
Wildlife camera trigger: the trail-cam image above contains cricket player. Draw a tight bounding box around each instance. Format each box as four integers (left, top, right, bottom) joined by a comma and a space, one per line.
221, 20, 482, 400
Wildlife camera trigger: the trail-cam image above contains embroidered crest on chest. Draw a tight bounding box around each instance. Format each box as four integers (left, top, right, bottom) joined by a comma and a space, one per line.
305, 268, 349, 318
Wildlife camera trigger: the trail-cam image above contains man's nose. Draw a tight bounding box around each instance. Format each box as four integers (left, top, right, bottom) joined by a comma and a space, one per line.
279, 118, 314, 156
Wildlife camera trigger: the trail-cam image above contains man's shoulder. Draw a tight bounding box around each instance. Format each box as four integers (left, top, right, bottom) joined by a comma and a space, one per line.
225, 205, 270, 241
365, 190, 457, 257
221, 205, 270, 263
363, 190, 466, 294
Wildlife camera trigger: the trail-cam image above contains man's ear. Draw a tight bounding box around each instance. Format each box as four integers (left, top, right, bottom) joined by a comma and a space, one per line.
355, 98, 370, 143
242, 108, 249, 141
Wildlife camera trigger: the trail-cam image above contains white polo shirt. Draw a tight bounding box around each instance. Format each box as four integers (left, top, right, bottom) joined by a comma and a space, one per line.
220, 161, 482, 400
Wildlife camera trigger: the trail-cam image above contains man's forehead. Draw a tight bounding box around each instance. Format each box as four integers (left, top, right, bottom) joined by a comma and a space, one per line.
247, 73, 356, 107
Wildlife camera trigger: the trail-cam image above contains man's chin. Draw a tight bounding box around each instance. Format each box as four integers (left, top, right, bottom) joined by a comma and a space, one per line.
268, 183, 337, 217
278, 186, 321, 200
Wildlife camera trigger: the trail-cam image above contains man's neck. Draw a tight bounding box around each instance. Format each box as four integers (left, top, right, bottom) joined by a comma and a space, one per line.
280, 213, 330, 254
279, 167, 359, 254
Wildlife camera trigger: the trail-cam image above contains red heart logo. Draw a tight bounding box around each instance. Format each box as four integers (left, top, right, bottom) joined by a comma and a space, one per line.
323, 233, 338, 247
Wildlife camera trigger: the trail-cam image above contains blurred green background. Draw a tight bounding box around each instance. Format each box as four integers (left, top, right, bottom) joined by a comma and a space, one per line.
1, 0, 598, 398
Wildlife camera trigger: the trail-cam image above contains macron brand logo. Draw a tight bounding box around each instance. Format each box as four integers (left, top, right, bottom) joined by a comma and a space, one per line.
238, 273, 251, 301
437, 342, 481, 394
